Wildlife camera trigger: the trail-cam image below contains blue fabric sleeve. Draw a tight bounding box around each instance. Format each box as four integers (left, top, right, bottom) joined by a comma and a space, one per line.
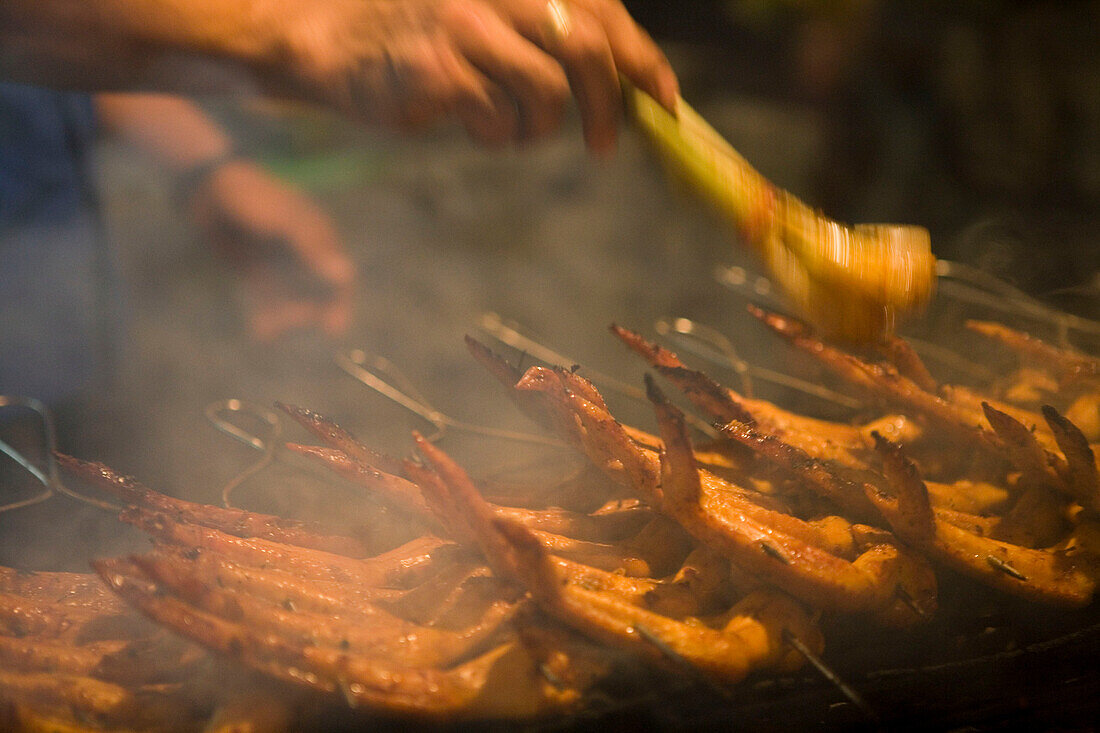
0, 84, 116, 404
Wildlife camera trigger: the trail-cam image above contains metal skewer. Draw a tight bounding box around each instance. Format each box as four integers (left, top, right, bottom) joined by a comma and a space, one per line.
206, 346, 574, 507
0, 395, 119, 513
782, 628, 880, 725
204, 398, 397, 508
936, 260, 1100, 342
478, 312, 653, 403
0, 396, 58, 513
335, 347, 567, 448
632, 623, 734, 701
477, 312, 719, 438
653, 315, 862, 410
204, 399, 283, 508
715, 259, 1094, 380
894, 335, 996, 384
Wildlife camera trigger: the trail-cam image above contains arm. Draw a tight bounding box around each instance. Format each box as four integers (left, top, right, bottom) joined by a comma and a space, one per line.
0, 0, 292, 93
94, 93, 234, 174
2, 0, 679, 153
96, 93, 355, 341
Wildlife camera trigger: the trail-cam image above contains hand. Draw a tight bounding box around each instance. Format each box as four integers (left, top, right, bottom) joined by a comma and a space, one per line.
187, 160, 357, 342
282, 0, 679, 154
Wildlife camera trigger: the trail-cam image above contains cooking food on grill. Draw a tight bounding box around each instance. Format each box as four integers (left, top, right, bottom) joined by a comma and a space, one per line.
285, 442, 650, 542
750, 307, 1003, 452
39, 454, 609, 719
8, 310, 1094, 727
751, 309, 1100, 514
491, 360, 933, 623
966, 320, 1100, 388
966, 321, 1100, 441
94, 555, 585, 720
55, 453, 371, 557
868, 433, 1099, 606
648, 378, 937, 627
626, 84, 936, 345
287, 443, 662, 577
0, 566, 297, 731
29, 393, 821, 719
612, 310, 1100, 608
610, 322, 922, 472
408, 430, 824, 683
118, 506, 455, 588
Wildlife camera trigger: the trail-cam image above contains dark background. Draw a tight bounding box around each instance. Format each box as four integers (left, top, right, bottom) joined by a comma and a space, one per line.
628, 0, 1100, 299
5, 0, 1098, 593
1, 2, 1099, 728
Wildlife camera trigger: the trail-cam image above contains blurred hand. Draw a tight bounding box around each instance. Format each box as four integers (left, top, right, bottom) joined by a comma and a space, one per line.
283, 0, 679, 154
187, 160, 357, 342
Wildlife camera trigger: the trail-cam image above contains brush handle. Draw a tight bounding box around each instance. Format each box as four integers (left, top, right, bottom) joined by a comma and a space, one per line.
625, 83, 778, 255
625, 81, 936, 343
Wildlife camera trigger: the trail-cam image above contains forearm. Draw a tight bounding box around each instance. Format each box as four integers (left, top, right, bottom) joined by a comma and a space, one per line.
3, 0, 682, 153
0, 0, 297, 95
95, 94, 233, 174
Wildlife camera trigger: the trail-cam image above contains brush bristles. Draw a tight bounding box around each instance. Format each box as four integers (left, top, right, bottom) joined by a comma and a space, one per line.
627, 83, 936, 343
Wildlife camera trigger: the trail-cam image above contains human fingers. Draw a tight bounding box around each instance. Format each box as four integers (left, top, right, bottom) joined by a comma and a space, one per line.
569, 0, 679, 112
454, 67, 522, 147
196, 162, 357, 339
212, 162, 357, 294
487, 0, 625, 154
374, 34, 500, 133
292, 223, 356, 339
242, 272, 327, 342
241, 259, 353, 341
537, 1, 621, 154
365, 30, 530, 146
282, 211, 356, 297
445, 0, 570, 143
319, 294, 353, 338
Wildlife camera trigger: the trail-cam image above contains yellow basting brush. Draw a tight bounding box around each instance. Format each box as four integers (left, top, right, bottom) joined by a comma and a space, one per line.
626, 84, 936, 344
